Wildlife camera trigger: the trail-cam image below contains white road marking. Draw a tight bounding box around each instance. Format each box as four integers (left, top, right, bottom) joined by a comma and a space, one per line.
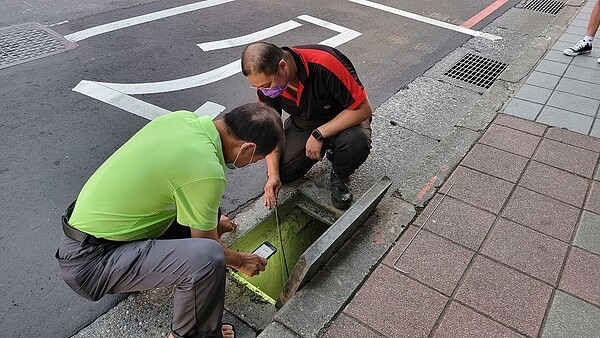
197, 20, 303, 51
348, 0, 502, 41
194, 101, 226, 118
297, 15, 362, 47
64, 0, 235, 42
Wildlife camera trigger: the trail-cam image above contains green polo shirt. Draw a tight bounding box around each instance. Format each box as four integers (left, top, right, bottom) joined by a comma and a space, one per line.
69, 111, 226, 241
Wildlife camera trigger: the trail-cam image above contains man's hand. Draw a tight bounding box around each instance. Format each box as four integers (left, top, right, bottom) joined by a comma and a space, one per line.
264, 176, 282, 209
237, 252, 267, 277
305, 135, 323, 160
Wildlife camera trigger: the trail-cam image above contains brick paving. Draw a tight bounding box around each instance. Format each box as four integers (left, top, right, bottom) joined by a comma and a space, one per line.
324, 114, 600, 337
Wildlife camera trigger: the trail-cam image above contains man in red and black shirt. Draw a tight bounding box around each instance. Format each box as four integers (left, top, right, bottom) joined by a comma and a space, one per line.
241, 42, 372, 209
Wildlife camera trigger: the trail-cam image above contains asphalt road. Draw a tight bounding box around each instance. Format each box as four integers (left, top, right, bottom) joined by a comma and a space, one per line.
0, 0, 515, 336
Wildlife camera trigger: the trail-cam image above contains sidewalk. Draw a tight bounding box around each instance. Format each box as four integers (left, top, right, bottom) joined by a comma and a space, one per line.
324, 2, 600, 338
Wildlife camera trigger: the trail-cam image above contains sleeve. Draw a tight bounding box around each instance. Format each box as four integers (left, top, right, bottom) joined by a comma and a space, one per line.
173, 177, 225, 231
257, 90, 283, 115
319, 58, 366, 110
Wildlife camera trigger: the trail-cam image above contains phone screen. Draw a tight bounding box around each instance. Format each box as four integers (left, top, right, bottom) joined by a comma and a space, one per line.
253, 241, 277, 259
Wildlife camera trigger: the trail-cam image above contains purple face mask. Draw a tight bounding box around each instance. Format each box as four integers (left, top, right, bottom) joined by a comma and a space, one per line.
261, 69, 288, 98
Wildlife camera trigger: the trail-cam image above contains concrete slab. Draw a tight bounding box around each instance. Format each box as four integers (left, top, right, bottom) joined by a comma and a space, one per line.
543, 49, 574, 64
541, 290, 600, 338
383, 226, 474, 296
502, 186, 580, 242
571, 54, 600, 69
461, 143, 529, 183
439, 166, 514, 214
258, 322, 299, 338
414, 194, 495, 250
525, 71, 561, 89
574, 211, 600, 256
559, 32, 586, 43
514, 84, 553, 105
585, 181, 600, 214
559, 247, 600, 307
323, 313, 379, 338
434, 302, 525, 338
456, 256, 553, 337
344, 266, 448, 338
491, 8, 554, 35
479, 124, 541, 158
546, 90, 600, 117
481, 218, 569, 285
456, 80, 516, 131
494, 114, 548, 136
533, 138, 599, 178
556, 77, 600, 100
535, 60, 569, 76
520, 161, 589, 208
537, 106, 593, 134
503, 97, 543, 119
564, 64, 600, 84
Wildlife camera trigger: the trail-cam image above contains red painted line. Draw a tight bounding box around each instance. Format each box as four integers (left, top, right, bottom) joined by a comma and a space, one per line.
416, 176, 437, 201
461, 0, 509, 29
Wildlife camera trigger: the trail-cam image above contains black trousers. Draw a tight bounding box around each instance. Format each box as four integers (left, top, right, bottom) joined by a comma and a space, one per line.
279, 118, 372, 183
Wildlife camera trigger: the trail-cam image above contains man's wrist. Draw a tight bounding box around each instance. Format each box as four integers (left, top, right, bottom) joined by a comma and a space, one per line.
311, 128, 324, 141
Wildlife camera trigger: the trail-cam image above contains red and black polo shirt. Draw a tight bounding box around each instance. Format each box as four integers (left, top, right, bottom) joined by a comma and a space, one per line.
257, 45, 367, 131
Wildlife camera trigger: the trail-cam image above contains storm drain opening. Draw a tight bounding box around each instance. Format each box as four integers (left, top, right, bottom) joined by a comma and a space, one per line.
522, 0, 565, 15
444, 53, 508, 89
0, 22, 78, 69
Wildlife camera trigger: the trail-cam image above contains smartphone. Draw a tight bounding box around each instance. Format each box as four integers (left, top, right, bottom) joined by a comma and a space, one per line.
252, 241, 277, 260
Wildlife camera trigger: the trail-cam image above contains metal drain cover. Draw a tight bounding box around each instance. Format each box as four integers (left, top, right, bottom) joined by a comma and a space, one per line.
0, 22, 78, 69
444, 53, 507, 89
523, 0, 565, 15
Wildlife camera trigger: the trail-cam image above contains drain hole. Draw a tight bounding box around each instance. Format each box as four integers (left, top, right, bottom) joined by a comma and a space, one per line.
523, 0, 565, 15
444, 53, 508, 89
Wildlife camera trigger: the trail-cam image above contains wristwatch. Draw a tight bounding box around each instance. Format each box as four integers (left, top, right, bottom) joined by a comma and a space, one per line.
311, 128, 324, 141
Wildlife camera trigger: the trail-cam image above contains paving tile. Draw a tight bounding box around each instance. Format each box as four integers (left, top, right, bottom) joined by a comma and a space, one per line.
502, 186, 580, 242
541, 290, 600, 338
571, 54, 600, 70
565, 25, 589, 37
461, 143, 528, 183
384, 226, 474, 296
543, 50, 573, 64
535, 60, 568, 76
433, 302, 524, 338
503, 98, 543, 120
439, 166, 514, 214
551, 40, 577, 53
592, 120, 600, 138
413, 194, 496, 250
520, 161, 589, 207
345, 265, 448, 338
514, 84, 553, 104
559, 247, 600, 307
533, 138, 599, 178
546, 90, 600, 117
556, 78, 600, 100
569, 18, 589, 28
455, 256, 553, 337
558, 32, 584, 43
564, 64, 600, 85
536, 106, 594, 135
481, 218, 569, 285
525, 71, 560, 89
546, 126, 600, 152
324, 313, 380, 338
494, 114, 547, 136
596, 164, 600, 181
479, 124, 541, 158
585, 181, 600, 214
574, 211, 600, 256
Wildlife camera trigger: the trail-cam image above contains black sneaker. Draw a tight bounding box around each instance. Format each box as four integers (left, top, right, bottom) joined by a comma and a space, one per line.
330, 171, 352, 209
564, 40, 592, 56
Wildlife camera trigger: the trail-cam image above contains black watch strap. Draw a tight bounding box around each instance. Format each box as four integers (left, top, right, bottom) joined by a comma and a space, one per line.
311, 128, 324, 141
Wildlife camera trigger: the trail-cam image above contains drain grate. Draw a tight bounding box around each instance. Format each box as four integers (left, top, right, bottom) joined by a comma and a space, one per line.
0, 22, 78, 69
523, 0, 565, 15
444, 53, 508, 89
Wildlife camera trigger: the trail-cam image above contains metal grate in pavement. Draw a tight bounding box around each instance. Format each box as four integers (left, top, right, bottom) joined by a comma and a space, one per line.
0, 22, 78, 69
444, 53, 507, 89
523, 0, 565, 15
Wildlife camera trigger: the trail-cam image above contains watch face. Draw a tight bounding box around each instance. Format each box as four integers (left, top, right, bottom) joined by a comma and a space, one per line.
312, 129, 322, 140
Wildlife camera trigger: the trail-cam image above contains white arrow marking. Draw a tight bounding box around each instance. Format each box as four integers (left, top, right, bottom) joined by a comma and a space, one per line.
197, 20, 303, 51
195, 101, 226, 119
297, 15, 362, 47
348, 0, 502, 41
65, 0, 235, 42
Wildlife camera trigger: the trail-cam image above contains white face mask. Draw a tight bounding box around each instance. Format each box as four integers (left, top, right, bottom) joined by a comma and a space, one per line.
226, 144, 256, 170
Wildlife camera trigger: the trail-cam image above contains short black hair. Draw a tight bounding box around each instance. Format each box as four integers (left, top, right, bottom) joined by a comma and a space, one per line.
223, 102, 283, 155
241, 42, 284, 76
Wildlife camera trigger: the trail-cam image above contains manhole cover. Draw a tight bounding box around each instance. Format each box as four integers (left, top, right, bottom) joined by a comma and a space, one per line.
444, 53, 508, 89
0, 22, 78, 69
523, 0, 565, 15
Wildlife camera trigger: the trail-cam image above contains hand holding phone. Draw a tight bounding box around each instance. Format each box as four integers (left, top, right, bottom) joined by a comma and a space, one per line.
252, 241, 277, 260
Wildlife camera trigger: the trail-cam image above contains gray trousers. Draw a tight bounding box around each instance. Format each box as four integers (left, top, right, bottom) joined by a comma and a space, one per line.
280, 118, 372, 183
55, 225, 226, 338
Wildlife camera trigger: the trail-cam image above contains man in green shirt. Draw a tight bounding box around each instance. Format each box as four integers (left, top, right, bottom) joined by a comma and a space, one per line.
56, 103, 283, 338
